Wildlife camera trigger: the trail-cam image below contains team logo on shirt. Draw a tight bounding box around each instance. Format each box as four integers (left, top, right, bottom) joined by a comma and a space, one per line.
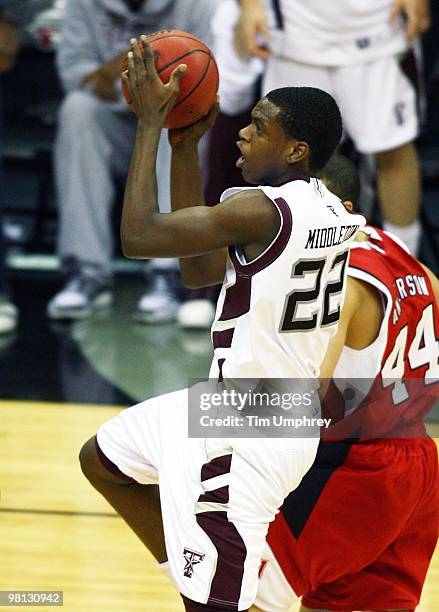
183, 548, 205, 577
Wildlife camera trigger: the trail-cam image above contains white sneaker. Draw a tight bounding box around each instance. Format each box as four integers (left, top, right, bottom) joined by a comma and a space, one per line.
0, 300, 18, 334
177, 299, 215, 329
135, 271, 180, 324
47, 274, 113, 320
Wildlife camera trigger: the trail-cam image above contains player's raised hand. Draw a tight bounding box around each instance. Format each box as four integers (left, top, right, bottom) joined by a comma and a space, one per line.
234, 0, 270, 60
122, 36, 187, 125
390, 0, 431, 40
168, 97, 220, 147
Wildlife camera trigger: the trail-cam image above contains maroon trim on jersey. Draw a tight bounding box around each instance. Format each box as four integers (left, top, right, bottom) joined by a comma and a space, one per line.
94, 436, 137, 483
229, 196, 293, 277
216, 196, 292, 323
201, 454, 232, 482
196, 511, 247, 610
212, 329, 235, 350
198, 485, 230, 505
218, 274, 252, 321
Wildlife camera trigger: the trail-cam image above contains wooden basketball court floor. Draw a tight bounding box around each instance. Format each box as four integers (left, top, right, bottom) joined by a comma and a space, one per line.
0, 273, 438, 611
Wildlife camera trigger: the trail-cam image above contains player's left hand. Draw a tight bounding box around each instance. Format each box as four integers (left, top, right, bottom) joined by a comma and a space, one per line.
122, 36, 187, 125
390, 0, 431, 40
168, 97, 220, 147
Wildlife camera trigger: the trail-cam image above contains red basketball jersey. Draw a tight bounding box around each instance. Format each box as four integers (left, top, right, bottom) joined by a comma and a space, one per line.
325, 227, 439, 440
261, 229, 439, 610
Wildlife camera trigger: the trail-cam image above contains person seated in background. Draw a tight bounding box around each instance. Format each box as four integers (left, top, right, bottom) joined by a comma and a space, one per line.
229, 0, 431, 257
47, 0, 220, 323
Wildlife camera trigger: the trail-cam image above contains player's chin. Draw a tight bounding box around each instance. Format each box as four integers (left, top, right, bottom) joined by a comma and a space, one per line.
240, 166, 258, 185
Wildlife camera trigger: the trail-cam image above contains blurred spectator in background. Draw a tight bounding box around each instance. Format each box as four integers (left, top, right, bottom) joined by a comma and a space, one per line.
228, 0, 430, 256
47, 0, 219, 323
0, 0, 22, 334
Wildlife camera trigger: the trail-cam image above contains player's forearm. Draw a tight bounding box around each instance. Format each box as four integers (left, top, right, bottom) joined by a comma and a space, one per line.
171, 142, 205, 211
121, 122, 162, 259
171, 143, 224, 288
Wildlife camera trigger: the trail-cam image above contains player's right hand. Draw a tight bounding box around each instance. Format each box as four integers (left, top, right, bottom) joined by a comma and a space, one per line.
234, 0, 270, 60
168, 97, 220, 147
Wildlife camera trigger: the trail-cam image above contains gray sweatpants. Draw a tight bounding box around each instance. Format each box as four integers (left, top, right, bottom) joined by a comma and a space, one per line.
54, 90, 176, 277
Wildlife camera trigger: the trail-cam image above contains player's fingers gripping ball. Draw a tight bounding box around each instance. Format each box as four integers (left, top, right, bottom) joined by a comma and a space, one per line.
121, 29, 219, 129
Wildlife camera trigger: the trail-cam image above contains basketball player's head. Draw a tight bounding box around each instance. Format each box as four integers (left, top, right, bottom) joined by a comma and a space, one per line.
236, 87, 342, 185
318, 153, 361, 210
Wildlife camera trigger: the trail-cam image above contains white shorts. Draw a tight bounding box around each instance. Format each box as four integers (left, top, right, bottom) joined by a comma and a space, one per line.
254, 543, 297, 612
96, 387, 318, 610
262, 53, 420, 154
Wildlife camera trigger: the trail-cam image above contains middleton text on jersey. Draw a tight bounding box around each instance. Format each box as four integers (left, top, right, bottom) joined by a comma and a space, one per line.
305, 224, 361, 250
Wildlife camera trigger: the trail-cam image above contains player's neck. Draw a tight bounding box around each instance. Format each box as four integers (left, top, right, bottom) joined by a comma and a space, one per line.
267, 162, 310, 187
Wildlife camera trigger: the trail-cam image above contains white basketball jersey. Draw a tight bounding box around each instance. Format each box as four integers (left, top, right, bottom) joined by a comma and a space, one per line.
209, 177, 366, 381
267, 0, 408, 66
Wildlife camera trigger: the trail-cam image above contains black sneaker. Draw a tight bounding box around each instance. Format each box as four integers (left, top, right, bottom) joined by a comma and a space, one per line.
47, 274, 113, 320
134, 270, 180, 323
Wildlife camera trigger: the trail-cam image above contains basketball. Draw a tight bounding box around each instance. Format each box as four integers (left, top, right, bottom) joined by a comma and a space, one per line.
121, 29, 219, 129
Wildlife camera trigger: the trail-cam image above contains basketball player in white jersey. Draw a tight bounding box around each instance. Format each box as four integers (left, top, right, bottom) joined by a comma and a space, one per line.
251, 154, 439, 612
79, 38, 365, 611
227, 0, 430, 256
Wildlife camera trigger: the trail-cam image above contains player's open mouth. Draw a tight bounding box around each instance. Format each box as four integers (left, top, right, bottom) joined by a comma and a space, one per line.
236, 156, 245, 169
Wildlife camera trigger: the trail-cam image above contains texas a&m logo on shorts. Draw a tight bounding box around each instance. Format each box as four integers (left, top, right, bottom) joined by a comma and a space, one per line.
183, 548, 205, 577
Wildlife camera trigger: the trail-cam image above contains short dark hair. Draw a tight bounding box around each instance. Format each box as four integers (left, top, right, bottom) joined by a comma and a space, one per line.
318, 153, 361, 207
266, 87, 342, 172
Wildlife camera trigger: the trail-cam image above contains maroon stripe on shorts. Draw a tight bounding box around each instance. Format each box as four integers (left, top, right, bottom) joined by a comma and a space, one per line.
212, 329, 234, 349
198, 485, 229, 504
196, 511, 247, 610
94, 436, 137, 483
200, 454, 232, 482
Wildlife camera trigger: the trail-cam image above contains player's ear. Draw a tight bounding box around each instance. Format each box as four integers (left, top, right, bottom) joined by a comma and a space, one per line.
286, 140, 309, 165
343, 200, 353, 212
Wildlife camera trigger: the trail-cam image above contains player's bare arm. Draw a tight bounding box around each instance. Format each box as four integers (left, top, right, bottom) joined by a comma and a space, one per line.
168, 101, 228, 288
320, 275, 383, 382
120, 37, 280, 272
420, 263, 439, 304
